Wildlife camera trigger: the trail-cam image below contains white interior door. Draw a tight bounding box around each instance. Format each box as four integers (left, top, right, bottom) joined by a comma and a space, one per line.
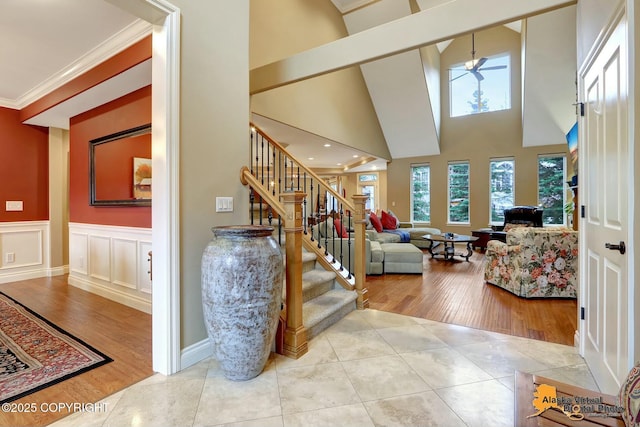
580, 12, 630, 395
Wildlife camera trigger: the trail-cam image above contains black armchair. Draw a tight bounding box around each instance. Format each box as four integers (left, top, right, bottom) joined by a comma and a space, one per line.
491, 206, 543, 242
502, 205, 543, 228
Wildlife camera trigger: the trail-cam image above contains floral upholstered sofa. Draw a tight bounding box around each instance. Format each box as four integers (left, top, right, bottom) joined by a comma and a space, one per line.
484, 226, 578, 298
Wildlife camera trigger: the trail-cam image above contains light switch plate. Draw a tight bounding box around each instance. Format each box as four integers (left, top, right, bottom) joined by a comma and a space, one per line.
216, 197, 233, 212
6, 201, 23, 211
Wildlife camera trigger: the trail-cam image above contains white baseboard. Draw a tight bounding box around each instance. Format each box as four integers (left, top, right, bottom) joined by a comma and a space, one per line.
47, 265, 69, 276
68, 275, 151, 314
0, 265, 68, 284
0, 268, 48, 284
180, 338, 213, 370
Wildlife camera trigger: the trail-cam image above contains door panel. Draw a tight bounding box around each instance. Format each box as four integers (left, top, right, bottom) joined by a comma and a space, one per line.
581, 13, 629, 395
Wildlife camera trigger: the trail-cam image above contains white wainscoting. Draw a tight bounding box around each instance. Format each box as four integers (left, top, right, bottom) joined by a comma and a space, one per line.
68, 222, 152, 313
0, 221, 58, 283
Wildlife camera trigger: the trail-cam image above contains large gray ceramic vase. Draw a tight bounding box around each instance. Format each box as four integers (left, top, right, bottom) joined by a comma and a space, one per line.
201, 225, 283, 381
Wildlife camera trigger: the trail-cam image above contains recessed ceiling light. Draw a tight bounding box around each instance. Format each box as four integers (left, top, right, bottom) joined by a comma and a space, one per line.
308, 157, 314, 160
337, 163, 342, 166
353, 154, 359, 158
324, 143, 331, 147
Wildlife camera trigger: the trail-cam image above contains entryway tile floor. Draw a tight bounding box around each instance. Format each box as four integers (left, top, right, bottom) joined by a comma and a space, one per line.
50, 309, 597, 427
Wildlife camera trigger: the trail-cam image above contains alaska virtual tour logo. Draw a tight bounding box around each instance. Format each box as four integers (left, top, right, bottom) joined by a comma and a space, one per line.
528, 383, 624, 421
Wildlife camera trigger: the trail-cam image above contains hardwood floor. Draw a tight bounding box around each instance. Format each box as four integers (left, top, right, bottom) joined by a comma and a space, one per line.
0, 275, 152, 427
366, 250, 578, 346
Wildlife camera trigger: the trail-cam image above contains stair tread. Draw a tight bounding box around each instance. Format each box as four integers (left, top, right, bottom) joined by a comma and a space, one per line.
302, 269, 336, 287
303, 289, 357, 329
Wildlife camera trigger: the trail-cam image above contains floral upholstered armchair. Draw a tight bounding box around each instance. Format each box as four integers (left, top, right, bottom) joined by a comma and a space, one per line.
484, 226, 578, 298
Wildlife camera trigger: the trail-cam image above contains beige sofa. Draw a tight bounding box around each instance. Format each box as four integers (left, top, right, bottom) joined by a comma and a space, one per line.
312, 217, 441, 275
367, 222, 442, 248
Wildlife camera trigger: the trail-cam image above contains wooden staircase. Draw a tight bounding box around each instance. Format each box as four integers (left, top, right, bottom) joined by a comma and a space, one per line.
242, 123, 369, 359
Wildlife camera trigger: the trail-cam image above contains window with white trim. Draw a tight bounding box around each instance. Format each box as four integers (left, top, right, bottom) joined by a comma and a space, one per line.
538, 155, 566, 225
411, 164, 430, 222
489, 158, 515, 225
449, 53, 511, 118
448, 161, 470, 224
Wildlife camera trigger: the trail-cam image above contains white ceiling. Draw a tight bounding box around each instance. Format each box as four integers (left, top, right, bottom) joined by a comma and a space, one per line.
3, 1, 570, 173
0, 0, 140, 107
2, 0, 382, 171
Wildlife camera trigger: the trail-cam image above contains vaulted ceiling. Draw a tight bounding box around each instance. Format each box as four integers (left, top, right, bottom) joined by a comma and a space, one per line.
2, 0, 577, 171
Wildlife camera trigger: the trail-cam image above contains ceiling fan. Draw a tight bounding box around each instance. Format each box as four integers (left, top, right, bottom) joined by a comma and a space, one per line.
450, 33, 507, 82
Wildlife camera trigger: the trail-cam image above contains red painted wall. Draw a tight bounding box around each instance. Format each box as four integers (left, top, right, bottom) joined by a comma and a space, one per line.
69, 86, 152, 228
0, 107, 49, 222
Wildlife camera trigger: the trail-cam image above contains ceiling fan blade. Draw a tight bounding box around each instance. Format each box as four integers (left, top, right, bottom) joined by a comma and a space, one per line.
470, 69, 484, 81
478, 65, 507, 71
473, 57, 487, 71
449, 72, 469, 82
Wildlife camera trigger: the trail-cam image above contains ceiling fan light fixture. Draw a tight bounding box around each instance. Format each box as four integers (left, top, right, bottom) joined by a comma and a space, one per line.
464, 59, 479, 71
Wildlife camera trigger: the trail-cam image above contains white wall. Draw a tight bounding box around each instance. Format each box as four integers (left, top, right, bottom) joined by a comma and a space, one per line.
577, 0, 621, 67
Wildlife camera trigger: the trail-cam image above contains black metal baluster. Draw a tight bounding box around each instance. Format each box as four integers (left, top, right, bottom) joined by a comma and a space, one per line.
347, 209, 353, 279
317, 183, 323, 249
338, 203, 344, 272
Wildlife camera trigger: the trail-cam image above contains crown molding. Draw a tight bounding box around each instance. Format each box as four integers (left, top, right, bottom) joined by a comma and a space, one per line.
13, 19, 152, 110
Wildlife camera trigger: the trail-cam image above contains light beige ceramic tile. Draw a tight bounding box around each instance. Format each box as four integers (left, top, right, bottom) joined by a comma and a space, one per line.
363, 391, 466, 427
436, 379, 514, 427
502, 336, 584, 368
48, 390, 125, 427
274, 336, 339, 371
376, 324, 448, 353
173, 356, 214, 379
356, 309, 420, 329
276, 362, 360, 414
193, 369, 281, 426
401, 347, 492, 389
282, 403, 375, 427
342, 354, 431, 401
533, 363, 600, 391
324, 329, 396, 361
424, 321, 497, 347
457, 340, 552, 378
321, 310, 375, 333
217, 416, 284, 427
498, 374, 516, 391
103, 378, 204, 427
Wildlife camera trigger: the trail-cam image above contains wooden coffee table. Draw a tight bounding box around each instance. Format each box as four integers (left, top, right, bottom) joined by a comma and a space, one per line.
423, 233, 478, 261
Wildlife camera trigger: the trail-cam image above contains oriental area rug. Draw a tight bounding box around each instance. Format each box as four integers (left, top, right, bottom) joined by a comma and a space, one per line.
0, 291, 112, 403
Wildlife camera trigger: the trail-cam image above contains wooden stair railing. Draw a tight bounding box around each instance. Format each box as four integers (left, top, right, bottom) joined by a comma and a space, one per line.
240, 123, 369, 358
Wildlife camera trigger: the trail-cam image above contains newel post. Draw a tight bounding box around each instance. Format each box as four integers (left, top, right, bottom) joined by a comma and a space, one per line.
351, 194, 369, 310
280, 191, 308, 359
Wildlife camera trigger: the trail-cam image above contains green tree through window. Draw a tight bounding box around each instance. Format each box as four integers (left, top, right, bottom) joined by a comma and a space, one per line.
448, 162, 470, 223
490, 159, 514, 224
411, 164, 430, 222
538, 155, 566, 225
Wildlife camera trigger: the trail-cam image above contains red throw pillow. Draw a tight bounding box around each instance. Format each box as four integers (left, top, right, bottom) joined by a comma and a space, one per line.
333, 218, 349, 238
369, 211, 383, 232
381, 210, 398, 230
